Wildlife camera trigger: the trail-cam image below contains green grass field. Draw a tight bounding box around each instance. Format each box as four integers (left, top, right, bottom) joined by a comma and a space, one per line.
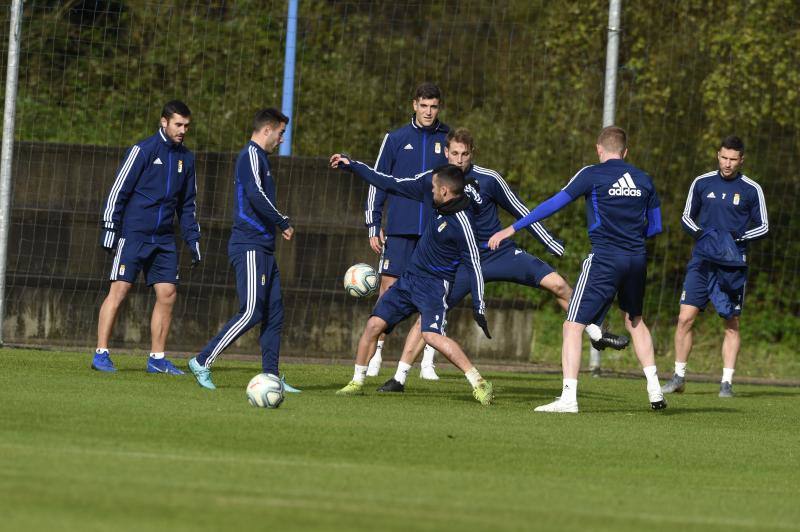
1, 348, 798, 532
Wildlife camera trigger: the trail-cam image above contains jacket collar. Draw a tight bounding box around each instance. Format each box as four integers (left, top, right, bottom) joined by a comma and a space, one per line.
717, 170, 742, 181
249, 140, 268, 155
411, 115, 443, 133
157, 128, 180, 149
435, 193, 471, 215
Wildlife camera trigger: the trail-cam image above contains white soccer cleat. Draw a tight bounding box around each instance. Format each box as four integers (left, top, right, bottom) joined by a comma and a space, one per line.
420, 363, 439, 381
534, 397, 579, 413
366, 354, 382, 377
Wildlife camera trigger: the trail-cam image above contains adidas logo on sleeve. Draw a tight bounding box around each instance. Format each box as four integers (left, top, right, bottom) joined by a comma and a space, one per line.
608, 172, 642, 197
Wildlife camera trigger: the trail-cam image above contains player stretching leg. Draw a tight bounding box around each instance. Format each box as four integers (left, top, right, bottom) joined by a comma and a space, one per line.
334, 159, 494, 405
188, 109, 296, 391
490, 126, 666, 413
662, 135, 768, 398
364, 83, 450, 380
94, 100, 200, 374
374, 128, 629, 391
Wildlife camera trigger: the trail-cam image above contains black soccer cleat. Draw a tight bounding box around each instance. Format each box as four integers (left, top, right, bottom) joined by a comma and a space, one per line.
650, 399, 668, 411
377, 378, 405, 393
590, 332, 629, 351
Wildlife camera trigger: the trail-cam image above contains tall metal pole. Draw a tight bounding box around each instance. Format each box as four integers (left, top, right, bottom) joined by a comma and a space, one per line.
279, 0, 298, 156
0, 0, 24, 345
602, 0, 621, 127
591, 0, 622, 374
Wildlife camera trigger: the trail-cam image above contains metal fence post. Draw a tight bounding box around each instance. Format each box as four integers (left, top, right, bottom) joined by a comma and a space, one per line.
0, 0, 24, 345
279, 0, 298, 156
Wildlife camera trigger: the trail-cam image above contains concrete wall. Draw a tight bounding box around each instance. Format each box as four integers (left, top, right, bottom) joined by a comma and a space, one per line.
2, 142, 537, 361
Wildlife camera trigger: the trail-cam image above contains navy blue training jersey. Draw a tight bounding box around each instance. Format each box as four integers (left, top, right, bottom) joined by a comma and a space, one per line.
352, 161, 563, 257
101, 129, 200, 246
681, 170, 768, 253
561, 159, 660, 255
228, 141, 291, 256
364, 117, 449, 237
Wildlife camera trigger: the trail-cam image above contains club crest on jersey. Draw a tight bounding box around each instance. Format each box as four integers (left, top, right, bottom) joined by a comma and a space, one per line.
438, 221, 447, 232
178, 160, 183, 173
609, 172, 641, 196
261, 274, 266, 286
119, 264, 125, 276
434, 142, 441, 154
733, 193, 740, 205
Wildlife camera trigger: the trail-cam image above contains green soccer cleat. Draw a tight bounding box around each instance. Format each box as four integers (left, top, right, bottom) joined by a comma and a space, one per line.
472, 380, 494, 406
336, 380, 364, 396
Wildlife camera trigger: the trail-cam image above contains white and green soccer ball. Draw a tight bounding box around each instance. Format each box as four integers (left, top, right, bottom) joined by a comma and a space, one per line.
246, 373, 284, 408
343, 263, 379, 298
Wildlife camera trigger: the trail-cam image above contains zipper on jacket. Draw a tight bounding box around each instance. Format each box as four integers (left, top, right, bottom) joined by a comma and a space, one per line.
153, 151, 172, 242
420, 131, 427, 235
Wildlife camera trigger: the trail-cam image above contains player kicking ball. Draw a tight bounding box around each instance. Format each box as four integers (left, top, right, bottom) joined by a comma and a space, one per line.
489, 126, 666, 413
330, 157, 494, 405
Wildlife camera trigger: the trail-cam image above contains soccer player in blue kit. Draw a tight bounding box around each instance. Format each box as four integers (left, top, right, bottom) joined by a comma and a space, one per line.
93, 100, 200, 374
332, 157, 495, 405
365, 82, 450, 380
662, 136, 768, 398
336, 128, 629, 392
188, 109, 295, 391
490, 126, 666, 413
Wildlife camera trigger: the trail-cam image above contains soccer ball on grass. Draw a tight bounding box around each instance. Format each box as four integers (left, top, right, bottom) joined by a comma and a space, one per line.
246, 373, 284, 408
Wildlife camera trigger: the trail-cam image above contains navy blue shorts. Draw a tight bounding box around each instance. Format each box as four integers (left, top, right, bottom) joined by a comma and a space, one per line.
567, 252, 647, 325
681, 256, 747, 319
378, 235, 419, 278
447, 244, 555, 306
109, 238, 178, 286
372, 273, 450, 335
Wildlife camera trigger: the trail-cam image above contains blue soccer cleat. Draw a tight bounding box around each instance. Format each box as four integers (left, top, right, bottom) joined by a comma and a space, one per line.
280, 374, 302, 393
146, 356, 185, 375
188, 357, 216, 389
91, 351, 117, 372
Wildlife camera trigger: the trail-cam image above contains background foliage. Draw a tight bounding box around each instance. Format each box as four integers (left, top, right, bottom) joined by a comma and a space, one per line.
2, 0, 798, 375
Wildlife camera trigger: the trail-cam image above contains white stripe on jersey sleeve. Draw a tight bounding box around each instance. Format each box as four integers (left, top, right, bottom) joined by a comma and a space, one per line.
103, 145, 141, 225
248, 146, 289, 221
740, 176, 768, 239
455, 211, 485, 314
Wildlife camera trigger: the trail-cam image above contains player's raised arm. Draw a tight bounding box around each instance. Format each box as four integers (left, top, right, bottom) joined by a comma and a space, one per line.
486, 169, 565, 256
333, 155, 428, 202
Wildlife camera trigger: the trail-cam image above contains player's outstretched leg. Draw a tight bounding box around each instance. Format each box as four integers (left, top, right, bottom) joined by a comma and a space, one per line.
624, 313, 666, 410
378, 317, 427, 392
421, 331, 493, 405
338, 316, 388, 396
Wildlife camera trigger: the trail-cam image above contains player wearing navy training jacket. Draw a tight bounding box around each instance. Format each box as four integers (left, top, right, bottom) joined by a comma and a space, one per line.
92, 100, 200, 375
662, 135, 768, 398
334, 158, 494, 405
490, 126, 666, 413
340, 128, 629, 392
365, 82, 450, 380
188, 109, 296, 391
